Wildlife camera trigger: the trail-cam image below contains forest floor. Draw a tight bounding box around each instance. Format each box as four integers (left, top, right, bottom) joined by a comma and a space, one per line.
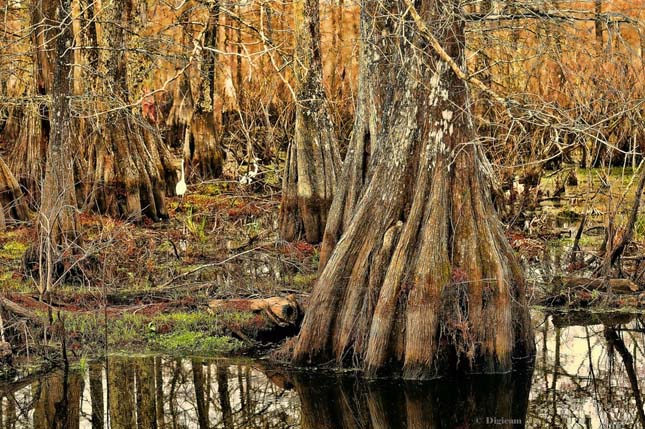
1, 165, 645, 375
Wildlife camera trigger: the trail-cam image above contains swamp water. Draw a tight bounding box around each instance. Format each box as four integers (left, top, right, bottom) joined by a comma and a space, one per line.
0, 312, 643, 428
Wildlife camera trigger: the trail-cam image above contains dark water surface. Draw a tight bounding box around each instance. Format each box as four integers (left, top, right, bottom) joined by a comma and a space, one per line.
0, 312, 643, 428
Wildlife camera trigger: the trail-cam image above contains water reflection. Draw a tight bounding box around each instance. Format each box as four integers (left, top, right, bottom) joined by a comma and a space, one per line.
529, 312, 645, 428
0, 313, 642, 428
293, 371, 532, 428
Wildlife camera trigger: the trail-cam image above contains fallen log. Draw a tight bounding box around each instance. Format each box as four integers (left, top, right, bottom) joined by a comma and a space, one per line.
541, 277, 642, 308
208, 295, 304, 344
0, 296, 42, 322
550, 310, 636, 328
554, 276, 640, 293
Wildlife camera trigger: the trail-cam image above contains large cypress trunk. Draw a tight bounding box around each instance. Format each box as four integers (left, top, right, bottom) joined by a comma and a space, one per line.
278, 0, 341, 244
5, 0, 56, 204
292, 0, 534, 378
76, 0, 174, 221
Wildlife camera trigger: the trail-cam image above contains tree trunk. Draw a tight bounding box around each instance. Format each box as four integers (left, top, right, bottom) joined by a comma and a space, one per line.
37, 0, 80, 293
5, 0, 58, 204
0, 156, 29, 228
165, 2, 224, 181
292, 0, 534, 378
594, 0, 603, 48
76, 0, 174, 221
278, 0, 341, 244
7, 104, 47, 206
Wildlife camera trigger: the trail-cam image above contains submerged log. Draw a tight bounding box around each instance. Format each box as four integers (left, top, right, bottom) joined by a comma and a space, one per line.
550, 311, 635, 328
0, 296, 41, 322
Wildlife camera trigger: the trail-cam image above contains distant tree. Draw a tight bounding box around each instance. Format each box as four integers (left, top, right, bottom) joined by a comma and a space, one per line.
76, 0, 174, 220
166, 1, 224, 181
293, 0, 535, 378
278, 0, 341, 243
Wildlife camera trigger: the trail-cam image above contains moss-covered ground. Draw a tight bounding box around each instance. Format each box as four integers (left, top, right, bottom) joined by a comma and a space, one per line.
0, 179, 318, 367
2, 166, 645, 370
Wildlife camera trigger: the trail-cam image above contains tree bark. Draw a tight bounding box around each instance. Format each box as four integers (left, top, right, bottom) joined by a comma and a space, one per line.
278, 0, 341, 244
76, 0, 174, 221
6, 0, 63, 204
37, 0, 80, 293
0, 156, 29, 228
7, 103, 47, 206
293, 0, 534, 378
165, 1, 224, 181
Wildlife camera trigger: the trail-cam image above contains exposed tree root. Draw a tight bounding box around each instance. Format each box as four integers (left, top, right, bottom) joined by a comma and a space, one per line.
78, 113, 174, 221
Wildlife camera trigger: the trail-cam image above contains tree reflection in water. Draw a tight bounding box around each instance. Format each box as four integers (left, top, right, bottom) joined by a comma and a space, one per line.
0, 314, 642, 428
293, 370, 532, 428
529, 312, 645, 428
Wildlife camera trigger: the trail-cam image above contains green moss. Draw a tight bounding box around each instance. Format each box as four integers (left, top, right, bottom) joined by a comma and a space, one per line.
0, 241, 28, 259
154, 331, 242, 354
0, 272, 31, 292
201, 183, 227, 195
111, 313, 149, 343
64, 312, 149, 346
215, 309, 254, 325
153, 311, 223, 334
63, 310, 250, 353
292, 273, 317, 290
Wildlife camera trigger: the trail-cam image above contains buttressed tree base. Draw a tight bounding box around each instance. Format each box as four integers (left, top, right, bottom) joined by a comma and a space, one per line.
292, 0, 535, 379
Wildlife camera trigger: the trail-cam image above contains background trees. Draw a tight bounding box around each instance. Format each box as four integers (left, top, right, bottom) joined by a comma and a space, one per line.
0, 0, 642, 372
278, 0, 341, 243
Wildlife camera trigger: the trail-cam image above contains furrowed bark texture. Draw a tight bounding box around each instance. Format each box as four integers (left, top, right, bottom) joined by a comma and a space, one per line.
166, 2, 224, 181
278, 0, 341, 244
5, 0, 57, 204
292, 0, 534, 378
39, 0, 79, 251
77, 0, 174, 221
7, 104, 47, 206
